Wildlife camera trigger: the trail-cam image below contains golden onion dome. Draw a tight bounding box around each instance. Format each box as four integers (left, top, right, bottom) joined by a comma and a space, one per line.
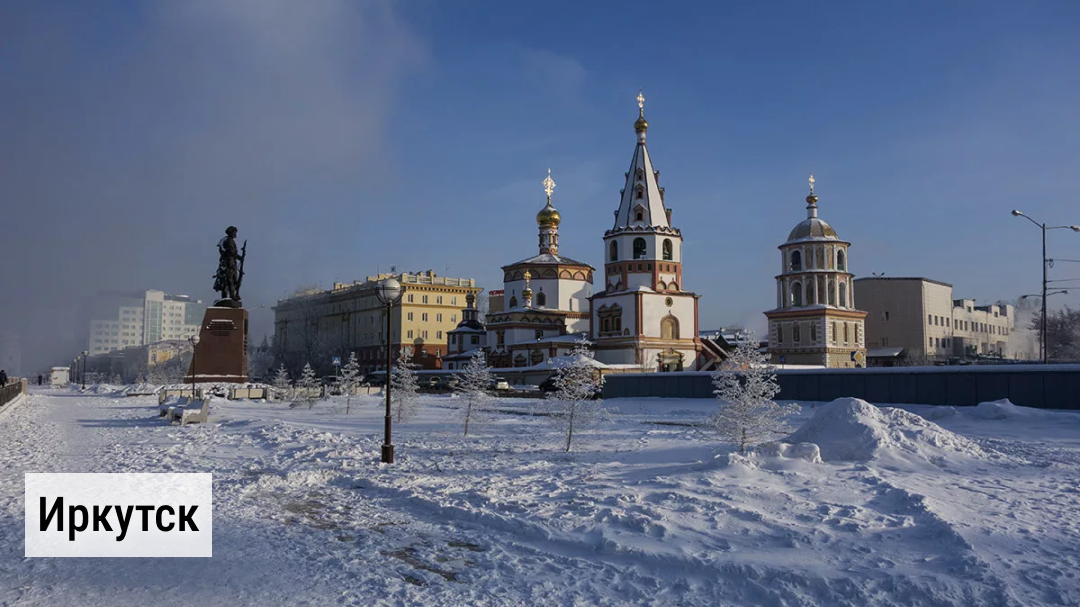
634, 113, 648, 133
536, 202, 561, 226
806, 194, 819, 205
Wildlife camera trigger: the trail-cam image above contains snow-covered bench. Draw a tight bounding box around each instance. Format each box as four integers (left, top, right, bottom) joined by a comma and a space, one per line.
159, 397, 190, 417
171, 397, 210, 426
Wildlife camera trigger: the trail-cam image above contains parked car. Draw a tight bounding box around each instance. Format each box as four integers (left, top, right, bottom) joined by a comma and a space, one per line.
488, 377, 510, 391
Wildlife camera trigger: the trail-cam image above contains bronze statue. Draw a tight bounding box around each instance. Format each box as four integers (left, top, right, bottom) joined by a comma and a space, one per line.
213, 226, 246, 305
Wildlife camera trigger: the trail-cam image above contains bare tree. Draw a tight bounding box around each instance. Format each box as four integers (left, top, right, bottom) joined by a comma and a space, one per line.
710, 332, 800, 453
297, 362, 318, 409
546, 339, 609, 452
272, 364, 292, 401
454, 350, 493, 435
340, 352, 362, 414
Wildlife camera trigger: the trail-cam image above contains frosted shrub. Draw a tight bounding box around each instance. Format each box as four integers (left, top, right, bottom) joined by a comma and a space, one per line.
547, 339, 609, 452
710, 333, 799, 453
391, 347, 420, 423
454, 350, 494, 435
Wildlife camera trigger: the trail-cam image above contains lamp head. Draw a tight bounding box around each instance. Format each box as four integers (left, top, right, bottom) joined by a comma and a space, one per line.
375, 278, 403, 305
82, 350, 89, 356
190, 334, 200, 346
1070, 226, 1080, 232
1011, 210, 1023, 217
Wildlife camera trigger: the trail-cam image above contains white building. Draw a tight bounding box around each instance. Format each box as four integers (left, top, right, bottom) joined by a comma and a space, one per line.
484, 170, 596, 368
88, 290, 205, 355
589, 93, 703, 371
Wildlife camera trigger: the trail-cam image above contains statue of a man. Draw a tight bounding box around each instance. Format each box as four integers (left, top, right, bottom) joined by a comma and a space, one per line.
213, 226, 245, 303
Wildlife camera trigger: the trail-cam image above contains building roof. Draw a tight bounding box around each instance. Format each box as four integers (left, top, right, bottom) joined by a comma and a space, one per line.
611, 95, 672, 232
786, 217, 839, 242
504, 253, 593, 269
853, 276, 954, 288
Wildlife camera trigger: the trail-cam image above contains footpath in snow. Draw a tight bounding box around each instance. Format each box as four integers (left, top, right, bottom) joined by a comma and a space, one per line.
1, 388, 1079, 606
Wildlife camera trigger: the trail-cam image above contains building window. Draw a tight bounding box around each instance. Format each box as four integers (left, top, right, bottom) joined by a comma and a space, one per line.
777, 324, 783, 343
509, 296, 518, 308
437, 296, 443, 304
837, 250, 846, 272
610, 241, 618, 261
422, 313, 428, 321
661, 316, 679, 340
810, 323, 818, 343
636, 185, 644, 199
535, 329, 544, 340
928, 314, 933, 325
844, 323, 850, 343
633, 238, 647, 259
451, 314, 457, 322
437, 313, 442, 322
436, 331, 442, 339
407, 312, 413, 321
832, 322, 838, 343
497, 330, 505, 346
791, 281, 803, 307
537, 291, 547, 307
422, 295, 428, 304
793, 323, 801, 343
422, 331, 429, 339
407, 330, 413, 338
662, 239, 673, 261
790, 250, 802, 272
408, 294, 414, 303
838, 282, 847, 309
471, 336, 480, 345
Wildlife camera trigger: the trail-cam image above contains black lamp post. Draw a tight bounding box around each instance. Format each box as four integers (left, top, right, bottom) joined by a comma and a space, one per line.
1011, 211, 1080, 363
374, 277, 404, 464
81, 350, 88, 389
189, 334, 201, 398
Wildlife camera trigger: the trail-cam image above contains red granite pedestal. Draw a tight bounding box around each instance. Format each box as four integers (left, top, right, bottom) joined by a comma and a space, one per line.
186, 307, 249, 384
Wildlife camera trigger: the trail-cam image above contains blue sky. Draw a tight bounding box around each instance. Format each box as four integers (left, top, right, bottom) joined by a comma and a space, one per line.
2, 0, 1080, 366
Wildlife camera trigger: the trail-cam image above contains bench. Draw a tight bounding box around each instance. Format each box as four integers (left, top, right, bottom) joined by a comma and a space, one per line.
159, 397, 190, 417
171, 397, 210, 426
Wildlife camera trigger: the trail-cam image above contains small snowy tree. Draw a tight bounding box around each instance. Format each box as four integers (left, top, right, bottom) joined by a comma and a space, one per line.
391, 347, 420, 422
272, 364, 292, 401
710, 332, 800, 453
340, 352, 362, 414
454, 350, 494, 435
298, 362, 319, 409
546, 339, 609, 452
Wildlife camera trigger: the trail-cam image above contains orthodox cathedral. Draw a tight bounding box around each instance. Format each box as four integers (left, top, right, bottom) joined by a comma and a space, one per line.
445, 93, 707, 372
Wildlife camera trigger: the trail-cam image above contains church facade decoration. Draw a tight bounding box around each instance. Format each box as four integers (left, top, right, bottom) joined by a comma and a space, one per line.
765, 176, 868, 367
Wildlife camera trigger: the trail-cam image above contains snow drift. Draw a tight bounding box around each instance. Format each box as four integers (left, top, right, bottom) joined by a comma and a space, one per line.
785, 398, 985, 464
968, 399, 1042, 420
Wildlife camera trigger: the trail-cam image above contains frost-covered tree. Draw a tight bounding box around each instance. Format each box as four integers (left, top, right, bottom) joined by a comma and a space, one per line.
391, 347, 420, 423
298, 362, 319, 409
710, 332, 800, 453
454, 350, 494, 435
546, 339, 608, 452
272, 364, 292, 401
340, 352, 363, 414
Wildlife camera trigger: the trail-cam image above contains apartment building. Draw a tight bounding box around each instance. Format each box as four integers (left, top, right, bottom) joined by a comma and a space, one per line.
88, 290, 205, 355
272, 271, 482, 372
854, 277, 1032, 361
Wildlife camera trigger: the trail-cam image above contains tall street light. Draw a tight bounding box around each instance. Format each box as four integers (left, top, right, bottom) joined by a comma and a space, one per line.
189, 334, 201, 399
1011, 210, 1080, 363
374, 277, 404, 464
81, 350, 89, 389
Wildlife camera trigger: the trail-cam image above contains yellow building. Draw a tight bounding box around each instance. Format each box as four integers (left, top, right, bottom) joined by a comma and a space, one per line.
273, 271, 482, 373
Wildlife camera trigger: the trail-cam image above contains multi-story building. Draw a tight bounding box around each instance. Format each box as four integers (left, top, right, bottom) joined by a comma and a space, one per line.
272, 271, 482, 373
88, 290, 205, 356
853, 277, 1032, 361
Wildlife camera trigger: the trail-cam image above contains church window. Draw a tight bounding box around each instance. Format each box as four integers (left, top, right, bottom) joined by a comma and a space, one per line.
635, 168, 644, 180
790, 250, 802, 272
793, 323, 801, 343
839, 283, 847, 309
636, 185, 644, 199
832, 322, 838, 343
670, 282, 678, 291
837, 250, 846, 272
610, 241, 618, 261
828, 281, 836, 306
663, 239, 673, 261
514, 353, 527, 367
844, 323, 850, 343
635, 209, 644, 222
658, 280, 667, 290
497, 330, 505, 346
810, 322, 818, 343
633, 238, 647, 259
537, 291, 546, 307
777, 324, 783, 343
791, 281, 803, 307
471, 335, 479, 345
661, 316, 679, 340
509, 296, 518, 308
535, 329, 544, 340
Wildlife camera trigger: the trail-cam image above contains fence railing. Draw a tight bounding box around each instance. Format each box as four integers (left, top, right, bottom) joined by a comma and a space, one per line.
1, 379, 27, 409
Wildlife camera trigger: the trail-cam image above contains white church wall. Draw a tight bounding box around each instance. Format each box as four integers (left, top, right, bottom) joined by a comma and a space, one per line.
641, 294, 695, 339
557, 279, 591, 313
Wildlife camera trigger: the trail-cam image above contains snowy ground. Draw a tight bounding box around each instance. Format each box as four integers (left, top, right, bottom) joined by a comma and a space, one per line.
1, 388, 1078, 606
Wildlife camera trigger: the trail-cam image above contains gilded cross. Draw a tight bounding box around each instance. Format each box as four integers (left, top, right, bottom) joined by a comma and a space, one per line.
542, 169, 556, 198
637, 89, 645, 111
808, 174, 816, 195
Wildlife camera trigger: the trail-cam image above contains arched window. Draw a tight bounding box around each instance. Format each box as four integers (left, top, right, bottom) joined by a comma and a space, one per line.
810, 322, 818, 343
635, 209, 644, 222
838, 283, 847, 309
536, 291, 547, 307
844, 323, 850, 343
662, 239, 673, 261
609, 241, 618, 261
636, 185, 644, 199
790, 250, 802, 272
837, 250, 846, 272
791, 281, 803, 307
657, 280, 667, 290
661, 316, 679, 340
633, 238, 647, 259
777, 324, 784, 343
828, 281, 836, 306
509, 296, 518, 308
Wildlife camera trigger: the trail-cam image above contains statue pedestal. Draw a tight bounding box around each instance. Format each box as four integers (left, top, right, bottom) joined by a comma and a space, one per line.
186, 307, 249, 384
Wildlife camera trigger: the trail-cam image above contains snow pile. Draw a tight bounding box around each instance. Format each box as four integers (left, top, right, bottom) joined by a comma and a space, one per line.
784, 398, 985, 464
968, 399, 1040, 420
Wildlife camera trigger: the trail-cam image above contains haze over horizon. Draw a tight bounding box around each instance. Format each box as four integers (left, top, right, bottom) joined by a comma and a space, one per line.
3, 0, 1079, 372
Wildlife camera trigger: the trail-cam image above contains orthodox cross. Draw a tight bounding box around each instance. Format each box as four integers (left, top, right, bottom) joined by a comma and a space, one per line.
808, 174, 816, 195
637, 89, 645, 112
542, 169, 556, 199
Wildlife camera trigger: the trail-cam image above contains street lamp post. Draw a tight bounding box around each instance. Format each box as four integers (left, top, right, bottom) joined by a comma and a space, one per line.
81, 350, 88, 389
374, 277, 404, 464
189, 334, 201, 399
1011, 211, 1080, 363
